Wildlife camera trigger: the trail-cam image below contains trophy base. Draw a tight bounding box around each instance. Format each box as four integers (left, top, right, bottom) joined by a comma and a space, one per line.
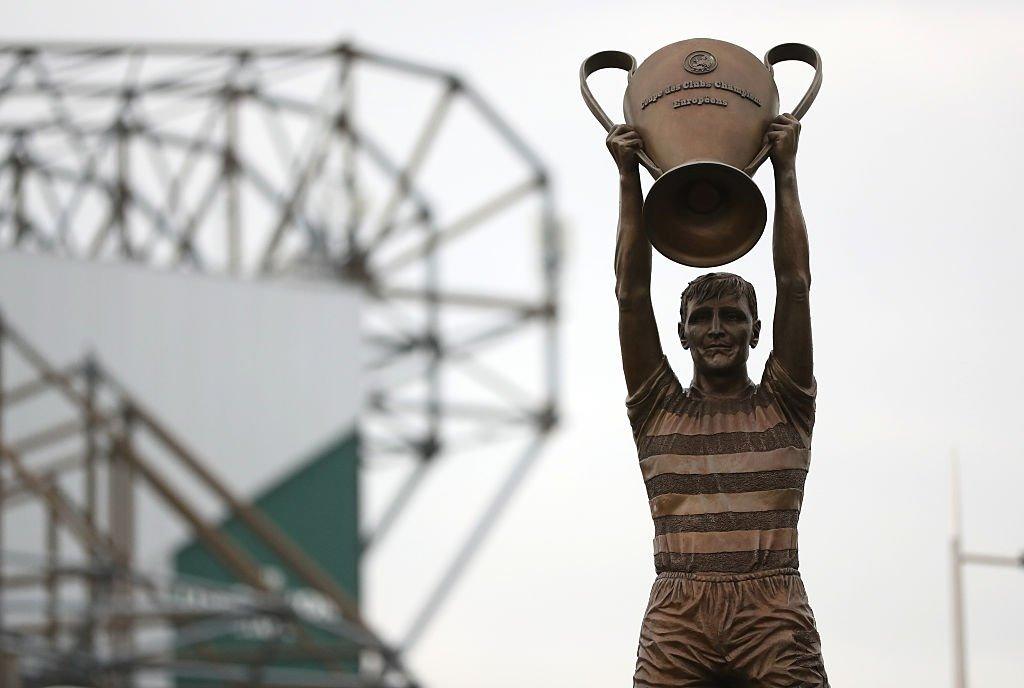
643, 161, 767, 268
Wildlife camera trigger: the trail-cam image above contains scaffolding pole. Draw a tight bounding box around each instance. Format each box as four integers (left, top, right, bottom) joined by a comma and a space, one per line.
949, 450, 1024, 688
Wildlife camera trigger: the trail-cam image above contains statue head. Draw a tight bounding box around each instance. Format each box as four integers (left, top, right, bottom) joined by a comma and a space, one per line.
678, 272, 761, 376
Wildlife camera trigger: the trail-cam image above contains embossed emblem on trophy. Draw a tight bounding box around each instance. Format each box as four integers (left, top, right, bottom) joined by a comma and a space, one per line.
581, 39, 822, 267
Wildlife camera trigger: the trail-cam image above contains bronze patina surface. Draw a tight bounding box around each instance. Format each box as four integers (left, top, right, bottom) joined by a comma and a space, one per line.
606, 83, 827, 684
582, 39, 821, 267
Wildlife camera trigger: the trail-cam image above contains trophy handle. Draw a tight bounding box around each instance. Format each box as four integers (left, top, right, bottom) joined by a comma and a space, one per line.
580, 50, 663, 178
743, 43, 823, 176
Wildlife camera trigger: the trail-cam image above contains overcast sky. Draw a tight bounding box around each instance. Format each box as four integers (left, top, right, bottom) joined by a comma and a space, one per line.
1, 2, 1023, 687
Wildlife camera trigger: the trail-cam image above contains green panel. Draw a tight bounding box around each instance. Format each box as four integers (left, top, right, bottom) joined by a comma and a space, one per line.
173, 429, 360, 684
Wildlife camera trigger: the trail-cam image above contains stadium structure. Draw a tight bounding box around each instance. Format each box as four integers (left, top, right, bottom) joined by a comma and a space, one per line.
0, 40, 560, 687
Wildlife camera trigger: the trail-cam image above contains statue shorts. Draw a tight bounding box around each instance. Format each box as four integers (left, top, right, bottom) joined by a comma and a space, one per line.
633, 568, 829, 688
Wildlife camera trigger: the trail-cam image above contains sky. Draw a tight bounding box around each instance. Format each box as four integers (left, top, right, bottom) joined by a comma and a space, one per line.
1, 1, 1023, 687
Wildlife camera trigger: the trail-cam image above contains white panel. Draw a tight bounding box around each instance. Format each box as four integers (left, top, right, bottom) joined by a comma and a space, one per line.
0, 250, 363, 570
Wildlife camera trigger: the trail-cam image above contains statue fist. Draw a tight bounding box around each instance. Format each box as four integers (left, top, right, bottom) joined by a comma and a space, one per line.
765, 113, 800, 170
606, 124, 644, 173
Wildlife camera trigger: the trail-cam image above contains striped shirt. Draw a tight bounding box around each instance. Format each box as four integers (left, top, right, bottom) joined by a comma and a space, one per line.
626, 353, 816, 574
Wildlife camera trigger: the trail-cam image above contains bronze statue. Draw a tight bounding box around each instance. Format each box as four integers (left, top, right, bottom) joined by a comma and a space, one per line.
608, 108, 829, 686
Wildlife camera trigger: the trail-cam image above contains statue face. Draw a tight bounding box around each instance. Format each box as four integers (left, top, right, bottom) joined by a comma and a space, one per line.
678, 292, 760, 374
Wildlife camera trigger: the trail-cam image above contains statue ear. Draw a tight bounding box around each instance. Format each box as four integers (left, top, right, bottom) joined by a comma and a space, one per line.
678, 321, 689, 349
750, 319, 761, 348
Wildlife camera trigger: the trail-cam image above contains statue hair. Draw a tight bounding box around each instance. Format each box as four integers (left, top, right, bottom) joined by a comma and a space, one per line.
679, 272, 758, 324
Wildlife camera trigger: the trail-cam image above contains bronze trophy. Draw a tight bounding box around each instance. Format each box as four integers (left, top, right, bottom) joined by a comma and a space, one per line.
581, 39, 822, 267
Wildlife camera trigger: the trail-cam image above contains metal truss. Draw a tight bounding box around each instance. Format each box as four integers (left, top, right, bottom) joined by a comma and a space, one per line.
0, 316, 418, 687
0, 40, 560, 684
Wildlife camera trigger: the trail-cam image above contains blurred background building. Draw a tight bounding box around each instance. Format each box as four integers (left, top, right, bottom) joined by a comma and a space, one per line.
0, 41, 559, 686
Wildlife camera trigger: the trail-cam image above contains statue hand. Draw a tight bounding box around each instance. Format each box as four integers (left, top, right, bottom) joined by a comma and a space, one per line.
606, 124, 644, 175
765, 113, 800, 171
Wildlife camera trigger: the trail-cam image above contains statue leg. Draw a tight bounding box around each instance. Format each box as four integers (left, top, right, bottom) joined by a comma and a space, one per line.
632, 574, 730, 688
722, 571, 829, 688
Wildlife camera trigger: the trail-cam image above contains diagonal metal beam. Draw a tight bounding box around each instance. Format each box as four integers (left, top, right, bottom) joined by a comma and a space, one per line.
1, 445, 120, 561
256, 107, 338, 272
362, 83, 456, 252
114, 439, 267, 592
400, 431, 550, 650
379, 176, 541, 272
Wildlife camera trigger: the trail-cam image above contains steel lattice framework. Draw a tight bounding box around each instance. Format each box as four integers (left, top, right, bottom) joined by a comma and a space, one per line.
0, 40, 560, 686
0, 319, 416, 687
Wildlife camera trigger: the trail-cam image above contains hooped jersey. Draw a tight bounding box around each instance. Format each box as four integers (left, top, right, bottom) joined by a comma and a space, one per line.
626, 353, 816, 574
